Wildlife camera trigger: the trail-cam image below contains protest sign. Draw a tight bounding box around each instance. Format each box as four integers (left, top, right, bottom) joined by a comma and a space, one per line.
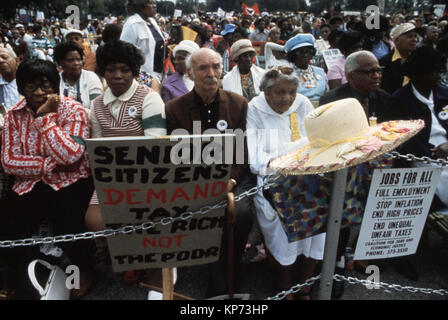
354, 168, 441, 260
85, 135, 233, 272
322, 49, 344, 71
174, 9, 182, 18
36, 11, 45, 21
217, 8, 225, 18
434, 4, 446, 18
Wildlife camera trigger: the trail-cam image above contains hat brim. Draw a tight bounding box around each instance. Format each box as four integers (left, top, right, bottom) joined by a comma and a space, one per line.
287, 43, 315, 54
233, 47, 256, 60
269, 120, 425, 176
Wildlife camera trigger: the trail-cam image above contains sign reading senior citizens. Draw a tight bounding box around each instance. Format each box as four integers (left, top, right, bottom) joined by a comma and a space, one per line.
85, 135, 233, 272
354, 167, 441, 260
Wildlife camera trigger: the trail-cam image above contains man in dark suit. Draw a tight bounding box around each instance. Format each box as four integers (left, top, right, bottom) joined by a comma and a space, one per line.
320, 50, 395, 122
165, 48, 255, 298
379, 23, 418, 95
319, 50, 396, 299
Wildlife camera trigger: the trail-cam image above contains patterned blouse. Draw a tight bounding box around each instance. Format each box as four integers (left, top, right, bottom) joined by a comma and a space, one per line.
1, 96, 91, 195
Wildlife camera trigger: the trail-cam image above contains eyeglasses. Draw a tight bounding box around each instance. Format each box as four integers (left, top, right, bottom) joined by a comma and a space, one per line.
266, 66, 294, 78
24, 81, 54, 92
353, 67, 384, 76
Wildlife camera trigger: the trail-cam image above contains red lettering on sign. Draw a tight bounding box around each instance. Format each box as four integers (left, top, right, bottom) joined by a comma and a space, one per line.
142, 234, 188, 248
126, 189, 142, 205
103, 189, 123, 205
146, 189, 167, 204
211, 181, 226, 197
170, 187, 191, 202
193, 183, 209, 200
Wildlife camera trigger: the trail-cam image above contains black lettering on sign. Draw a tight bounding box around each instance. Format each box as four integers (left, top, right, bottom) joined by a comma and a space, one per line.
213, 165, 230, 179
95, 167, 112, 182
153, 168, 170, 184
130, 208, 150, 220
136, 146, 160, 165
174, 167, 192, 183
94, 146, 113, 164
115, 146, 134, 165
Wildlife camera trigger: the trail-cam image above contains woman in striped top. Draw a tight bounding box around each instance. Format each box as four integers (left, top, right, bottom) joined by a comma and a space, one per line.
86, 40, 167, 230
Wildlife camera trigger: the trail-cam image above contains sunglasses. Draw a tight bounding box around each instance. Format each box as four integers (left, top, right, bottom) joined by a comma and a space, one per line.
265, 66, 294, 78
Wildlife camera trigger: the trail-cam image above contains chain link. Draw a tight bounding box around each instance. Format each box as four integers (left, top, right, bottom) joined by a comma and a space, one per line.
266, 275, 321, 300
333, 274, 448, 297
0, 174, 283, 248
386, 151, 448, 167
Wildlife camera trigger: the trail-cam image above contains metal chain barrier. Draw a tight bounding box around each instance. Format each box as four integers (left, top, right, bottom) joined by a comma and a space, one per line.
333, 274, 448, 297
266, 274, 448, 300
266, 275, 321, 300
0, 174, 282, 249
386, 151, 448, 167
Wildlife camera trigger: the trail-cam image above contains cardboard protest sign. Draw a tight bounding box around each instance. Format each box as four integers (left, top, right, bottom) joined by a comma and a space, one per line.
174, 9, 182, 18
354, 168, 441, 260
434, 5, 446, 18
85, 135, 233, 272
322, 49, 344, 71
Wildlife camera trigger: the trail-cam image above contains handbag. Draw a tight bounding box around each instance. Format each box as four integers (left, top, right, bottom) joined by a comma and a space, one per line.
27, 259, 70, 300
264, 161, 387, 243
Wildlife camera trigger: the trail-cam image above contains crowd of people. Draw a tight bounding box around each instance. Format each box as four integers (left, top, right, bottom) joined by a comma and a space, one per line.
0, 0, 448, 300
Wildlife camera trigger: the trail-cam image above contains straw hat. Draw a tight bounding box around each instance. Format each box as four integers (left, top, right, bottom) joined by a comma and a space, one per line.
269, 98, 424, 175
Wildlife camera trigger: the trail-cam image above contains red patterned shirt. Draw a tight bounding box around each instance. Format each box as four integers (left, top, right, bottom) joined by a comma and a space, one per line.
1, 96, 91, 195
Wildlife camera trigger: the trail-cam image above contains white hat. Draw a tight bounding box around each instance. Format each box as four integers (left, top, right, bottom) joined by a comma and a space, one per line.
270, 98, 424, 175
15, 24, 24, 29
64, 29, 83, 38
173, 40, 200, 57
391, 23, 416, 41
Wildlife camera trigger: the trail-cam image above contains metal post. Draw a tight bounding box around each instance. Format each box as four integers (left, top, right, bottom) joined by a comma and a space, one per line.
318, 168, 348, 300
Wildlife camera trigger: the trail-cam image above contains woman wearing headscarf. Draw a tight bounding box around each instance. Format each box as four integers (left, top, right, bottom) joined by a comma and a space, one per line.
161, 40, 199, 103
284, 33, 328, 106
247, 66, 326, 300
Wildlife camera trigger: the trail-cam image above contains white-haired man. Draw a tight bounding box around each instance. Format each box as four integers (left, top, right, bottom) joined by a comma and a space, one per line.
0, 47, 21, 110
319, 50, 395, 300
165, 48, 256, 298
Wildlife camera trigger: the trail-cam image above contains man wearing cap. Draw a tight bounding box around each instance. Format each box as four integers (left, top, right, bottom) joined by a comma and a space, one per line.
249, 18, 269, 43
165, 48, 255, 298
222, 39, 265, 102
161, 40, 200, 103
379, 23, 418, 95
65, 29, 97, 72
216, 23, 237, 75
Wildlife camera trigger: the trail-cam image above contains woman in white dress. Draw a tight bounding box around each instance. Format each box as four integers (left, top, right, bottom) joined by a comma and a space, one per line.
246, 66, 326, 300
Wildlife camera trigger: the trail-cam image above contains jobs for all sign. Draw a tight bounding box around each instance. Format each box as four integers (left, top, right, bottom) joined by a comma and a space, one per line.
85, 135, 232, 272
354, 168, 441, 260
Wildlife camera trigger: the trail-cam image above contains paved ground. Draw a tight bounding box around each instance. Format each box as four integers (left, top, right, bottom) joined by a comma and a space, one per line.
82, 224, 448, 301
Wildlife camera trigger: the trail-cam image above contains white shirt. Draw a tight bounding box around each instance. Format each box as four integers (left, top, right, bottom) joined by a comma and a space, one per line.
183, 74, 194, 92
411, 84, 448, 148
222, 65, 265, 99
59, 69, 103, 109
0, 77, 21, 109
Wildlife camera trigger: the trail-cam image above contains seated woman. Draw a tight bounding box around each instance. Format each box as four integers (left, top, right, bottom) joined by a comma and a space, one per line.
53, 41, 103, 109
0, 59, 95, 299
284, 33, 328, 107
86, 40, 167, 230
85, 39, 167, 292
161, 40, 199, 103
246, 66, 325, 300
393, 46, 448, 213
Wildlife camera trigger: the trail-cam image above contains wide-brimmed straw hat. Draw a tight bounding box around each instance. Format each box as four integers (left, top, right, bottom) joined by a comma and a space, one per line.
269, 98, 424, 175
